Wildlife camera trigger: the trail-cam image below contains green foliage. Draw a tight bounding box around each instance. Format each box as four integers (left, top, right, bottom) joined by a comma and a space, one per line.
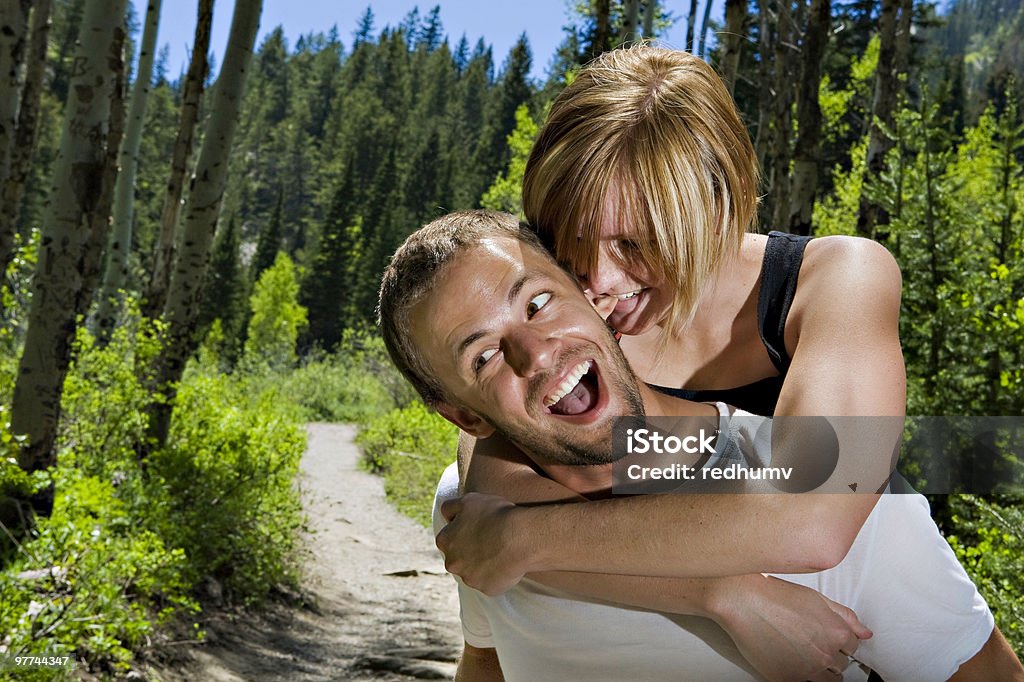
274, 329, 417, 424
812, 137, 867, 236
945, 495, 1024, 652
197, 216, 248, 367
1, 305, 309, 672
481, 104, 540, 219
818, 36, 879, 147
812, 79, 1024, 659
149, 371, 307, 603
1, 319, 197, 674
356, 401, 459, 527
0, 470, 195, 675
243, 252, 308, 372
0, 229, 39, 389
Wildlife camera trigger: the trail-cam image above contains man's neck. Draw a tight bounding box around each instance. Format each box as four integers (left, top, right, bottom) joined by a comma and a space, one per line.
640, 384, 718, 419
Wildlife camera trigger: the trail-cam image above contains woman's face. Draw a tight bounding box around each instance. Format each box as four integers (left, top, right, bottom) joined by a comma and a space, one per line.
576, 207, 673, 337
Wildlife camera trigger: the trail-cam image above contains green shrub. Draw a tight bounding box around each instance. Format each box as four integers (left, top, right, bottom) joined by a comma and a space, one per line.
242, 252, 307, 372
356, 401, 458, 526
149, 372, 307, 603
945, 494, 1024, 653
274, 328, 417, 424
2, 309, 309, 674
0, 470, 195, 677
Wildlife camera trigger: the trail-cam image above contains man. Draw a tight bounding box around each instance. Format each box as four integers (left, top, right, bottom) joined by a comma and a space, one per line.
377, 210, 1022, 681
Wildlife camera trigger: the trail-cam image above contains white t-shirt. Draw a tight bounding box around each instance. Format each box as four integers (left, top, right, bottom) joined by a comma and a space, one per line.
433, 409, 994, 681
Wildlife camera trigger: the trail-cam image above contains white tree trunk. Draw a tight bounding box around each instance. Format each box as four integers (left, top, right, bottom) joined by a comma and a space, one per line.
0, 0, 30, 189
149, 0, 262, 448
93, 0, 162, 340
620, 0, 640, 44
0, 0, 42, 279
11, 0, 127, 473
718, 0, 747, 94
143, 0, 213, 320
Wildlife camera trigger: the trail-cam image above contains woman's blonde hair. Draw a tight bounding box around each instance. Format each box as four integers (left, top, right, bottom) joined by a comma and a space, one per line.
522, 46, 759, 337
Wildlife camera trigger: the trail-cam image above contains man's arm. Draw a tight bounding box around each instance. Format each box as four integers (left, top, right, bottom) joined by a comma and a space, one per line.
950, 628, 1024, 680
455, 643, 504, 682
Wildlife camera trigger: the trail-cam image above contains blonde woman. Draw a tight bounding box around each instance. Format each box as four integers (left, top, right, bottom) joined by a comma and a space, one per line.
439, 47, 1019, 678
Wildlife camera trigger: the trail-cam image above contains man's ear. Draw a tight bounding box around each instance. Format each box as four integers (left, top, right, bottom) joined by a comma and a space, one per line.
435, 402, 496, 438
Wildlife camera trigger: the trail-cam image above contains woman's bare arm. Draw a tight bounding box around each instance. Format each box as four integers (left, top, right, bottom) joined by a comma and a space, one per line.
443, 236, 906, 590
452, 432, 872, 680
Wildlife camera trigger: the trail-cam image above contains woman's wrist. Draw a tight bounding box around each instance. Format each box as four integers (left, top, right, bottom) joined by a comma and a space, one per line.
703, 573, 765, 627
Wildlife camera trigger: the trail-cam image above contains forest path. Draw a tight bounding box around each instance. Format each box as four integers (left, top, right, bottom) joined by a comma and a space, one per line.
163, 423, 462, 681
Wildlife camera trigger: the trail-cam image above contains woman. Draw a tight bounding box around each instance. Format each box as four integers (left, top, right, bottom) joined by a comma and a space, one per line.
442, 47, 1008, 679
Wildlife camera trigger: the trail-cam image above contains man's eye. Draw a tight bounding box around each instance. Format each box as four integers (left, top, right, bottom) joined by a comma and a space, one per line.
526, 292, 552, 317
475, 348, 497, 373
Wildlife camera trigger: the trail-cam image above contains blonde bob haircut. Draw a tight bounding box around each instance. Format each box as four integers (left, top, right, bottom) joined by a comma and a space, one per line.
522, 45, 759, 337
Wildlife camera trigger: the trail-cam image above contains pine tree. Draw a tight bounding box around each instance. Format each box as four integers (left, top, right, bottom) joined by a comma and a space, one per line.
481, 104, 539, 218
300, 169, 363, 350
252, 187, 284, 282
473, 35, 532, 205
353, 6, 374, 47
197, 214, 247, 360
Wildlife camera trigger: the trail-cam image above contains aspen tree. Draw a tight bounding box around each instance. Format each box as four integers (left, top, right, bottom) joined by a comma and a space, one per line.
148, 0, 262, 448
11, 0, 128, 476
93, 0, 162, 340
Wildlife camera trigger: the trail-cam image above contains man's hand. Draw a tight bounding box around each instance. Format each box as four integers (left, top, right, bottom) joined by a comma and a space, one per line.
709, 574, 872, 682
437, 493, 528, 595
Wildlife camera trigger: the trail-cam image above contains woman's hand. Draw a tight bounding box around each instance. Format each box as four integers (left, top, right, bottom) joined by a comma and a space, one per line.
437, 492, 529, 596
709, 573, 872, 681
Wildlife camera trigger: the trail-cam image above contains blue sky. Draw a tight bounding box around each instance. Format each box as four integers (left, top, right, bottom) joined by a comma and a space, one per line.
130, 0, 723, 83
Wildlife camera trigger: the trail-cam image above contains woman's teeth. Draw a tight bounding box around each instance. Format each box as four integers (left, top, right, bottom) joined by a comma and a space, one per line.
616, 290, 641, 300
544, 361, 593, 408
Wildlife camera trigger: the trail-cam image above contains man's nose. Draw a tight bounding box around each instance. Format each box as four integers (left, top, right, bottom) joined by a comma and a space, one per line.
503, 327, 559, 377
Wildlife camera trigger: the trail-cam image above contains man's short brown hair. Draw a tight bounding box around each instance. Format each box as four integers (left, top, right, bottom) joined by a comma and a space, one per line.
377, 210, 546, 405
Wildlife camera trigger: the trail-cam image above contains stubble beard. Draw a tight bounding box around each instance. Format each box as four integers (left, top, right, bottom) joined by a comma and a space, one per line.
495, 333, 646, 467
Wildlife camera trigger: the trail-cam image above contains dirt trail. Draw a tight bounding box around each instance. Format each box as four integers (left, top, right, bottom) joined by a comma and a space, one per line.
160, 423, 462, 681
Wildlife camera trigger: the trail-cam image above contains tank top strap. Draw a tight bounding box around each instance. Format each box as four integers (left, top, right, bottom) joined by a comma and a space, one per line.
757, 231, 813, 374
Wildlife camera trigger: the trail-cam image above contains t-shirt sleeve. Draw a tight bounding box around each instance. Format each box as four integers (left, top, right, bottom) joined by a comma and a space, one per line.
817, 493, 995, 681
457, 581, 496, 648
432, 462, 496, 648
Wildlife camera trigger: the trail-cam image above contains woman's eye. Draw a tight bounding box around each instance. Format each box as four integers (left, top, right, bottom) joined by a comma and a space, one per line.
526, 292, 552, 317
618, 239, 641, 256
475, 348, 497, 373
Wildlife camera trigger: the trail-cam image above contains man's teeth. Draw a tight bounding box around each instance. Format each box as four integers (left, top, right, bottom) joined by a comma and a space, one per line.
616, 290, 640, 300
544, 361, 593, 408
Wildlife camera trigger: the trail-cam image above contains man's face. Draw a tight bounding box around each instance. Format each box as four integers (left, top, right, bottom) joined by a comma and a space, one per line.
409, 237, 644, 467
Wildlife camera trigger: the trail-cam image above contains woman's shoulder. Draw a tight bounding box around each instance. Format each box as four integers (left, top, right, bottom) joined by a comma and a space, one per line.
790, 234, 902, 333
800, 234, 901, 295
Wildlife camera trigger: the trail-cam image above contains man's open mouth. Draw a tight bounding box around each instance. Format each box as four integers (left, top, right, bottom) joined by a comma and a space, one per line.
544, 360, 600, 416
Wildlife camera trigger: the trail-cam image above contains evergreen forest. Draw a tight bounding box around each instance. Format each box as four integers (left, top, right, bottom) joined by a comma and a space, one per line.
0, 0, 1022, 675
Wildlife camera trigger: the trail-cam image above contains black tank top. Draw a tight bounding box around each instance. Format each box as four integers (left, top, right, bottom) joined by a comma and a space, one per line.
650, 231, 812, 415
